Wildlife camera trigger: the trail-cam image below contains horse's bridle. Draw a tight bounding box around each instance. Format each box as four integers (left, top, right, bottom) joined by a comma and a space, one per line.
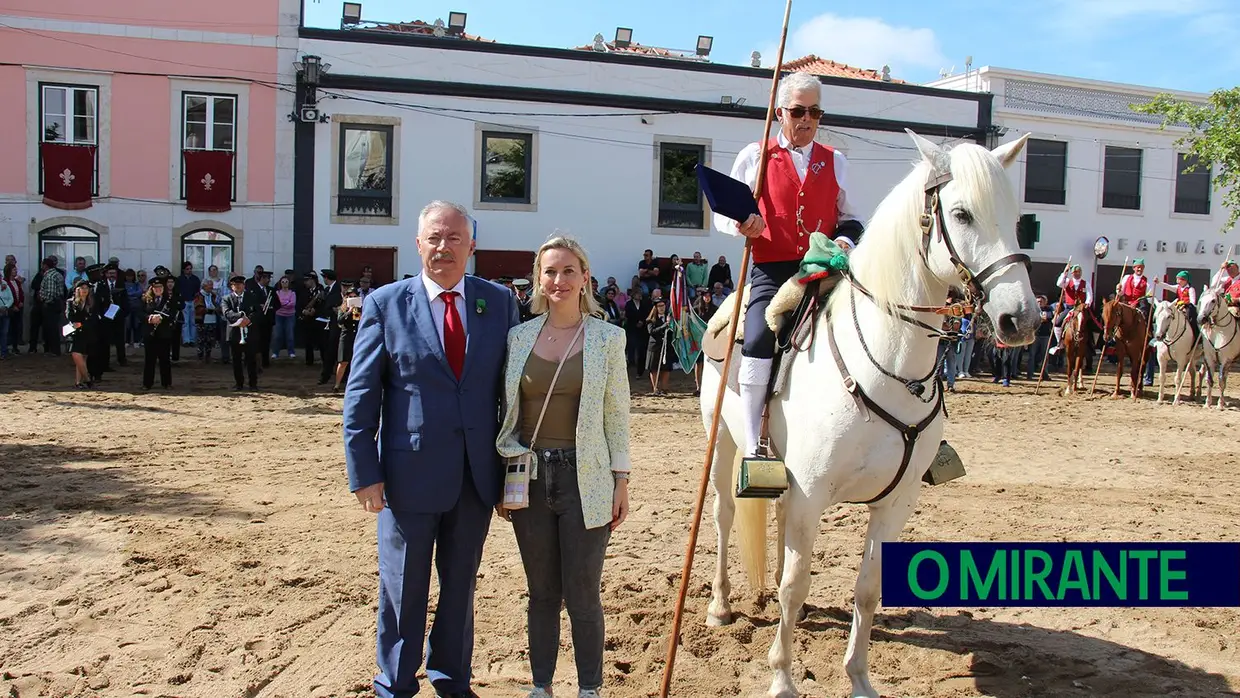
918, 171, 1032, 308
843, 170, 1032, 335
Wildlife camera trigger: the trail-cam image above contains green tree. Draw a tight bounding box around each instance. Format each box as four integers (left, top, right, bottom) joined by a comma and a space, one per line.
1131, 87, 1239, 233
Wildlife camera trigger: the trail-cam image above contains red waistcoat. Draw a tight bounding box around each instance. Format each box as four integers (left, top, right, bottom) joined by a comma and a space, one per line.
1121, 274, 1148, 302
1063, 278, 1087, 305
1175, 284, 1192, 304
754, 139, 841, 264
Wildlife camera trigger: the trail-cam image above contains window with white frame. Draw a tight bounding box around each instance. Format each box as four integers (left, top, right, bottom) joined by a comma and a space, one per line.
39, 225, 100, 269
182, 229, 235, 275
1173, 153, 1211, 215
1102, 145, 1142, 211
338, 124, 394, 217
479, 131, 533, 204
657, 143, 706, 228
39, 83, 99, 195
181, 93, 237, 200
1023, 139, 1067, 206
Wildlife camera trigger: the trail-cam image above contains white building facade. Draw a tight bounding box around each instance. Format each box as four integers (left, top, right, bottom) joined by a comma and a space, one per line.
293, 27, 996, 286
930, 66, 1233, 299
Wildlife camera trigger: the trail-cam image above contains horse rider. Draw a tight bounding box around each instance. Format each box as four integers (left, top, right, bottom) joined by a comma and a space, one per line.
1049, 263, 1092, 355
1211, 259, 1239, 294
1116, 258, 1158, 385
713, 71, 864, 459
1156, 270, 1199, 339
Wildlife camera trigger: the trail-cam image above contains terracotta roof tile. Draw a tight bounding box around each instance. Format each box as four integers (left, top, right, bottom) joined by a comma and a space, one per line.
783, 54, 902, 83
366, 20, 494, 42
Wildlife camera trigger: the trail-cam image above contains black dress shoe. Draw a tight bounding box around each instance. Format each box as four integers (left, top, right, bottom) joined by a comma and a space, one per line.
434, 691, 480, 698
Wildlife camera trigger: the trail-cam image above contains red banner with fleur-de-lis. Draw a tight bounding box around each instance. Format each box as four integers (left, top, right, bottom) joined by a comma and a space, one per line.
183, 149, 234, 212
41, 142, 96, 210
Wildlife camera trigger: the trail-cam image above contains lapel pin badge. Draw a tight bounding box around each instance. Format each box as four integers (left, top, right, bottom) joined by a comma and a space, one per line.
476, 298, 487, 315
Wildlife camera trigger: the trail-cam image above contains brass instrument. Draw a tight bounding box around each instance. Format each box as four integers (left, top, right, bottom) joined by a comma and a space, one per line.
301, 286, 324, 318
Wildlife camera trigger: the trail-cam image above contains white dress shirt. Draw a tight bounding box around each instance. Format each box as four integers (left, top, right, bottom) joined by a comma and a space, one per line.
1056, 271, 1093, 305
713, 130, 860, 237
422, 274, 468, 350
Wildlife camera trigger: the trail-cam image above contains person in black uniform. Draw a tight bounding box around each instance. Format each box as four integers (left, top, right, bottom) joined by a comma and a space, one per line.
255, 270, 279, 368
300, 271, 323, 366
316, 269, 342, 385
333, 280, 361, 392
78, 262, 109, 382
142, 277, 176, 389
101, 264, 129, 367
66, 279, 98, 388
222, 273, 261, 391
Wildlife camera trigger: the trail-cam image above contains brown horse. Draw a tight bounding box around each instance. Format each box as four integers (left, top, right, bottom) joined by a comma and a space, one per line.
1101, 299, 1150, 400
1060, 303, 1093, 395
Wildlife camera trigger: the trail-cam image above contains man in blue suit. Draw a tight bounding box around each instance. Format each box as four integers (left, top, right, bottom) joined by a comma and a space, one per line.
344, 200, 520, 698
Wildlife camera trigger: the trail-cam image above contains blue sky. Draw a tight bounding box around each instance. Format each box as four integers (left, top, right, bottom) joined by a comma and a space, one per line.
303, 0, 1238, 94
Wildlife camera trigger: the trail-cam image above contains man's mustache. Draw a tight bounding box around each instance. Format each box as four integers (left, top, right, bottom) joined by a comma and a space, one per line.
431, 252, 455, 263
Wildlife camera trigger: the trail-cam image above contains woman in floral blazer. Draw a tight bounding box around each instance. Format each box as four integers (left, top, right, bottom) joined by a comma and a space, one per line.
495, 236, 632, 698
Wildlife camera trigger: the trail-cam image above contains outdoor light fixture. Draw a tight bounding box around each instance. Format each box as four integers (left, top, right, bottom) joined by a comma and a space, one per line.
448, 11, 466, 34
696, 35, 713, 56
614, 27, 632, 48
342, 2, 362, 25
294, 54, 330, 86
720, 95, 733, 106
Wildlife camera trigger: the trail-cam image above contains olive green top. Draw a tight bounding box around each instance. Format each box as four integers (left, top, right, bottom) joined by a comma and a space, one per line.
519, 350, 583, 449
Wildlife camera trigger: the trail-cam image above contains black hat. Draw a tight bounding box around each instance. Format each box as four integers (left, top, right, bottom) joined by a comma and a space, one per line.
153, 265, 171, 277
696, 163, 760, 224
302, 271, 317, 281
148, 277, 166, 288
72, 278, 91, 290
259, 270, 272, 279
229, 274, 246, 284
513, 278, 531, 289
85, 262, 106, 274
320, 269, 337, 281
497, 276, 513, 284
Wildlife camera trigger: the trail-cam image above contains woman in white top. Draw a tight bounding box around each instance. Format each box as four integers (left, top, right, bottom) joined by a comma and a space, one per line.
495, 236, 632, 698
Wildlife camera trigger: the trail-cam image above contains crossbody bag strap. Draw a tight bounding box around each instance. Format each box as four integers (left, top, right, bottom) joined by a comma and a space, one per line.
528, 318, 587, 449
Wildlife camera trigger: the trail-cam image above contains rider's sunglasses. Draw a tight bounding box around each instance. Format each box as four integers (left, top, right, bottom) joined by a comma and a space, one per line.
783, 105, 824, 120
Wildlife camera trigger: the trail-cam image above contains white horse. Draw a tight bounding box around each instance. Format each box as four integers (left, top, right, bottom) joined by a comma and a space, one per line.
1151, 299, 1202, 405
699, 130, 1039, 698
1196, 289, 1240, 409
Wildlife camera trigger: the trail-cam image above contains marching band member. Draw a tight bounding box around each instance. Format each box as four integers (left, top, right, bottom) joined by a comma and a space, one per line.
317, 269, 343, 386
223, 273, 261, 391
66, 279, 98, 389
712, 71, 864, 458
142, 277, 175, 390
333, 281, 361, 393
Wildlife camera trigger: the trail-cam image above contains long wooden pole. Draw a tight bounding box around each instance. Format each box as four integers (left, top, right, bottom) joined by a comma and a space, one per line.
1090, 255, 1128, 394
1034, 257, 1071, 395
658, 1, 794, 694
1173, 255, 1227, 400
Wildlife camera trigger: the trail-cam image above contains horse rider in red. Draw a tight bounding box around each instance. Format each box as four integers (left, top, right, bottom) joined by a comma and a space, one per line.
713, 71, 864, 459
1116, 258, 1153, 312
1050, 263, 1092, 354
1211, 260, 1239, 294
1157, 270, 1200, 337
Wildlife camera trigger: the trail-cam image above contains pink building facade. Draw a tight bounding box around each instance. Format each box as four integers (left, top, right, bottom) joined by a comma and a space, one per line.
0, 0, 298, 279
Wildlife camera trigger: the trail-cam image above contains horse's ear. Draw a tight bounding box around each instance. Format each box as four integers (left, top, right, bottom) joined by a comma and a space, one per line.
905, 129, 949, 174
991, 133, 1030, 169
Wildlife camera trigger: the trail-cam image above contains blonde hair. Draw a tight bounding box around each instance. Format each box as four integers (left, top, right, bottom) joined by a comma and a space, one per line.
529, 235, 603, 318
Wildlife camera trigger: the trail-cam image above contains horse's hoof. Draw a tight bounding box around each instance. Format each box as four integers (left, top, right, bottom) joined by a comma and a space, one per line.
797, 605, 810, 623
706, 610, 733, 627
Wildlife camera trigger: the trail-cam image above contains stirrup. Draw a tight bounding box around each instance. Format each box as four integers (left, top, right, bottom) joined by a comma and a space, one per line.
923, 440, 967, 486
737, 437, 788, 499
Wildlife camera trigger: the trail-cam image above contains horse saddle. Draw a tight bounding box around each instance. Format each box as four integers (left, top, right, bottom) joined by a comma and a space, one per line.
701, 274, 838, 397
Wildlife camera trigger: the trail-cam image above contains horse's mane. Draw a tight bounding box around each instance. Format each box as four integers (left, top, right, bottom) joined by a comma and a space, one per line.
840, 142, 1015, 313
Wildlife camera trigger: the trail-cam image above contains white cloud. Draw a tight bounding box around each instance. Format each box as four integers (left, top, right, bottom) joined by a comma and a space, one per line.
764, 13, 948, 75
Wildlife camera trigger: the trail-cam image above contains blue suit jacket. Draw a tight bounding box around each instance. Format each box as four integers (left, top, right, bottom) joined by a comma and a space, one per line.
343, 273, 520, 512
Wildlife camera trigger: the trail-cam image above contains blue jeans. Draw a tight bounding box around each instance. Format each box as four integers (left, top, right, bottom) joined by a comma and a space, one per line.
955, 337, 975, 376
0, 314, 9, 357
272, 314, 296, 356
181, 301, 197, 344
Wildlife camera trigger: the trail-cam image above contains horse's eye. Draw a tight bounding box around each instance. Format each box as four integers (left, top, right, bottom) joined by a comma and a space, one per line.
952, 209, 973, 225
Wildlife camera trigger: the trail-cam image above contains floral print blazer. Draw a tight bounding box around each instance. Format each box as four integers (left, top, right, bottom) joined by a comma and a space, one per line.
496, 313, 632, 529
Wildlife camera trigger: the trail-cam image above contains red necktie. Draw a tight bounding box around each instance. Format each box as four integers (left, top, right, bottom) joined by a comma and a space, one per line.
441, 291, 465, 379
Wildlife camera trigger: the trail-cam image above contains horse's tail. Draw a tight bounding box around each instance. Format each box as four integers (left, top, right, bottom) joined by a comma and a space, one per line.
732, 452, 769, 591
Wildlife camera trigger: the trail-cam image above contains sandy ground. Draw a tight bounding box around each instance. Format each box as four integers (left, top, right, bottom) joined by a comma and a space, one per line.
1, 349, 1239, 698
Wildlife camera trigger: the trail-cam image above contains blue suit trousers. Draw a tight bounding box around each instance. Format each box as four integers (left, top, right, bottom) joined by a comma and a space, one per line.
374, 466, 491, 698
